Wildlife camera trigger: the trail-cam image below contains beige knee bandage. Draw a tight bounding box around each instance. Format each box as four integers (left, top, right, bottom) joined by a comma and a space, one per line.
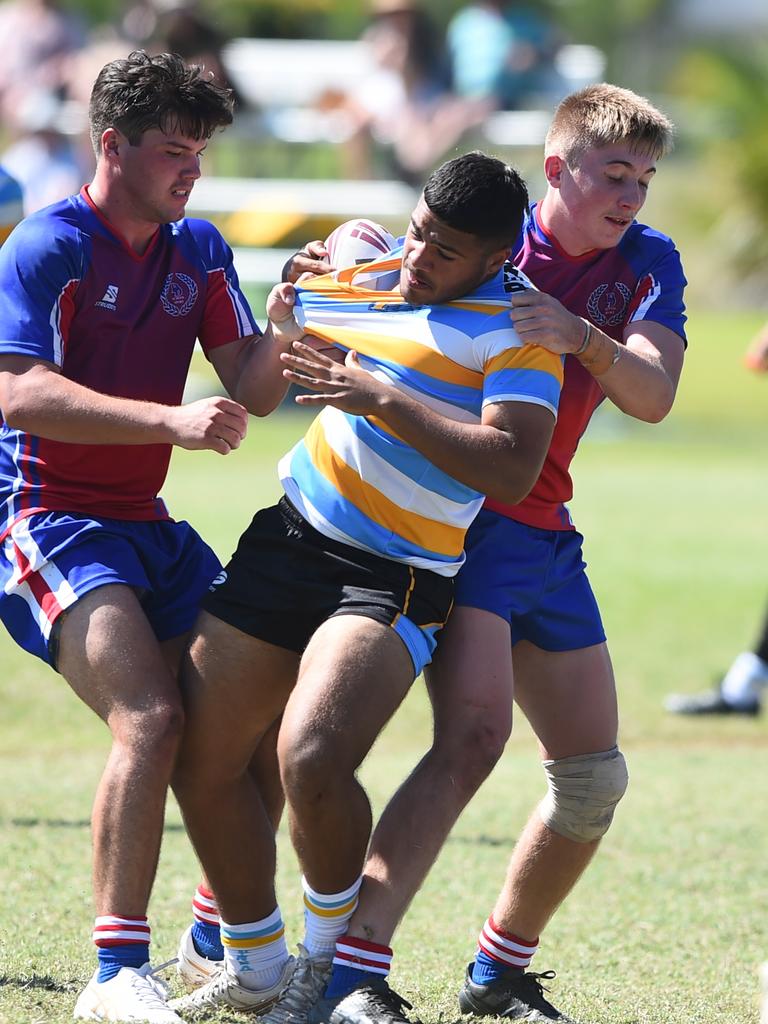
538, 745, 628, 843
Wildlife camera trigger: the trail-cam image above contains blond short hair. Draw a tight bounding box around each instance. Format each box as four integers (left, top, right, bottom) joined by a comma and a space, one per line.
545, 83, 674, 166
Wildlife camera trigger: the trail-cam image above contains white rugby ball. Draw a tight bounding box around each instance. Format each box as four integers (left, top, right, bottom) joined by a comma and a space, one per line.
324, 219, 399, 290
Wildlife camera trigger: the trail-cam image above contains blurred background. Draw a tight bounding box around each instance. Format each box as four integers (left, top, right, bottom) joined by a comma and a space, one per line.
0, 0, 767, 312
1, 7, 768, 1021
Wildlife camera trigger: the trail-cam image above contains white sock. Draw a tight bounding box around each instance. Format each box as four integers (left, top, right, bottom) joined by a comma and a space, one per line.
302, 877, 362, 957
721, 652, 768, 705
221, 908, 289, 988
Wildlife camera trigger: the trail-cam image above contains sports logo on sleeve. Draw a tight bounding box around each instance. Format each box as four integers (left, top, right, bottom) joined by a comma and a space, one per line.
161, 272, 198, 317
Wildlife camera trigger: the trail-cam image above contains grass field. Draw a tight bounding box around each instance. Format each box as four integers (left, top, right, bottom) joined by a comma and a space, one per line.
1, 308, 767, 1024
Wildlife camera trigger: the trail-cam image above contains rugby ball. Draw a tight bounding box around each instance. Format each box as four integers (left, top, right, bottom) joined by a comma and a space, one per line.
324, 219, 398, 290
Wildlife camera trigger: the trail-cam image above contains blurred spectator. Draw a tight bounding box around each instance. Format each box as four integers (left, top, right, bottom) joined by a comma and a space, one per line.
1, 89, 91, 214
338, 0, 489, 183
665, 319, 768, 716
447, 1, 562, 110
120, 0, 240, 100
0, 164, 23, 243
744, 318, 768, 373
0, 0, 85, 125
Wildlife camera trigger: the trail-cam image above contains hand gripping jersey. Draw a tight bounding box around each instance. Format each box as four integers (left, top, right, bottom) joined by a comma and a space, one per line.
0, 187, 258, 538
279, 248, 563, 576
484, 203, 687, 531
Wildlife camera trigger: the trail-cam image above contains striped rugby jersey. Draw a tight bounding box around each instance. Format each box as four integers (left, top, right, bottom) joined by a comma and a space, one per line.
279, 247, 563, 577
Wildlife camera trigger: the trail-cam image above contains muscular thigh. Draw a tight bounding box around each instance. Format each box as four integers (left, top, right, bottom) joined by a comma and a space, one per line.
512, 640, 618, 760
56, 583, 179, 723
180, 610, 300, 776
280, 615, 415, 773
426, 605, 514, 742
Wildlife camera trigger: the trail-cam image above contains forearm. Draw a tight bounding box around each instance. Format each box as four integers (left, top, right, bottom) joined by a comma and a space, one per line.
576, 324, 677, 423
2, 366, 175, 444
376, 390, 539, 505
231, 325, 293, 416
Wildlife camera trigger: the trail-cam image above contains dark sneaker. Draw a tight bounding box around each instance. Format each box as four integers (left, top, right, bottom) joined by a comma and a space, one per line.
310, 975, 416, 1024
664, 685, 760, 716
458, 962, 573, 1022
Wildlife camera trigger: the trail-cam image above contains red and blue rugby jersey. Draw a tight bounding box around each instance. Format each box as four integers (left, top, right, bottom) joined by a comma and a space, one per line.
486, 202, 687, 531
0, 187, 258, 535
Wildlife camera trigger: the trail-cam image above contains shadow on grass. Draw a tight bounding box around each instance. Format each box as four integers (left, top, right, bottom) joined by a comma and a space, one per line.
448, 833, 513, 847
5, 817, 185, 831
0, 973, 79, 993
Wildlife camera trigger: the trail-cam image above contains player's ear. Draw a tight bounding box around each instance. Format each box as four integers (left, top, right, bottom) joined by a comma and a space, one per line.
487, 245, 512, 277
544, 154, 564, 188
101, 128, 121, 161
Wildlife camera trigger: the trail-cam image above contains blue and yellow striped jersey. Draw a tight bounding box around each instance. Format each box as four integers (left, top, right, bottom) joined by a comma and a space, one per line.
279, 248, 563, 576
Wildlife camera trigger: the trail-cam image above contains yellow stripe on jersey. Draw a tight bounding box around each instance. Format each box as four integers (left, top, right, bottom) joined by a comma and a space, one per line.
304, 418, 466, 558
486, 344, 565, 383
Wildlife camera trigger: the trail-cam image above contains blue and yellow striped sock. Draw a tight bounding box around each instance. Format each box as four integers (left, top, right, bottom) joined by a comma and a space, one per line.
221, 907, 289, 988
301, 877, 362, 957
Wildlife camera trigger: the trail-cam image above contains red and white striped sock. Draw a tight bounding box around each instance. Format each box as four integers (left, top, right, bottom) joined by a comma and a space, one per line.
324, 935, 393, 998
193, 885, 220, 928
478, 915, 538, 969
93, 915, 151, 982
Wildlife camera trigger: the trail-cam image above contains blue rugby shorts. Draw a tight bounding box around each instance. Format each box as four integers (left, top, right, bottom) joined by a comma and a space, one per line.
0, 511, 221, 667
454, 508, 606, 651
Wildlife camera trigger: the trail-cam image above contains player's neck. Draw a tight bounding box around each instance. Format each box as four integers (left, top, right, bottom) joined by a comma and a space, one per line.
87, 176, 159, 256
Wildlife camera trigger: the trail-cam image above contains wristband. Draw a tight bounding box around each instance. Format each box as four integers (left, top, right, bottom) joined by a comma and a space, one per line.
574, 319, 592, 356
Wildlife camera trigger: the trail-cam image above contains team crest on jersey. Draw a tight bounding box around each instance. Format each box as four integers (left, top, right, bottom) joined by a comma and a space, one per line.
161, 272, 198, 317
586, 282, 632, 326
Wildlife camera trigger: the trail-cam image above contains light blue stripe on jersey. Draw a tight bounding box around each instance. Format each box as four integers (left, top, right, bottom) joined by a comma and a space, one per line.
359, 353, 480, 416
484, 367, 562, 411
283, 443, 462, 569
343, 412, 478, 504
281, 253, 562, 575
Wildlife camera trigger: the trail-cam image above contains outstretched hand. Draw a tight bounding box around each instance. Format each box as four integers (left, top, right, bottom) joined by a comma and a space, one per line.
281, 342, 389, 415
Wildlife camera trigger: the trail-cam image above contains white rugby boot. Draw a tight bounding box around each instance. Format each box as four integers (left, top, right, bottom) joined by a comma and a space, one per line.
175, 924, 223, 991
73, 963, 183, 1022
169, 954, 295, 1015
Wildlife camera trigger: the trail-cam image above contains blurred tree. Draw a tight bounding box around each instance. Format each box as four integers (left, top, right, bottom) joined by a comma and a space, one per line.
671, 44, 768, 282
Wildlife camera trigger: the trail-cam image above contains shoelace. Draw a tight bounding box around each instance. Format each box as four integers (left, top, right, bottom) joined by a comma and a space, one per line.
261, 948, 330, 1023
185, 965, 244, 1007
363, 984, 415, 1022
124, 968, 174, 1010
517, 969, 557, 1000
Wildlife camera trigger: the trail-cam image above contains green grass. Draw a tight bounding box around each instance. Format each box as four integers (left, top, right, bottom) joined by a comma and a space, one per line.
2, 309, 768, 1023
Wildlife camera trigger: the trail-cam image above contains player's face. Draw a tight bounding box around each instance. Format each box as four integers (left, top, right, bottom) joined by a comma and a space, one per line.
400, 197, 509, 305
542, 142, 657, 256
115, 127, 206, 225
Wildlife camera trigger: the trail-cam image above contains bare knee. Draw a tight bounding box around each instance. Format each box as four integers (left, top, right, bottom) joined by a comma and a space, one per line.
433, 711, 511, 797
109, 697, 185, 771
279, 725, 343, 807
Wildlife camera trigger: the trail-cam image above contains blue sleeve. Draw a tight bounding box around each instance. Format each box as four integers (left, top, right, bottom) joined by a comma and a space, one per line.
627, 233, 687, 344
0, 213, 83, 366
186, 219, 259, 340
